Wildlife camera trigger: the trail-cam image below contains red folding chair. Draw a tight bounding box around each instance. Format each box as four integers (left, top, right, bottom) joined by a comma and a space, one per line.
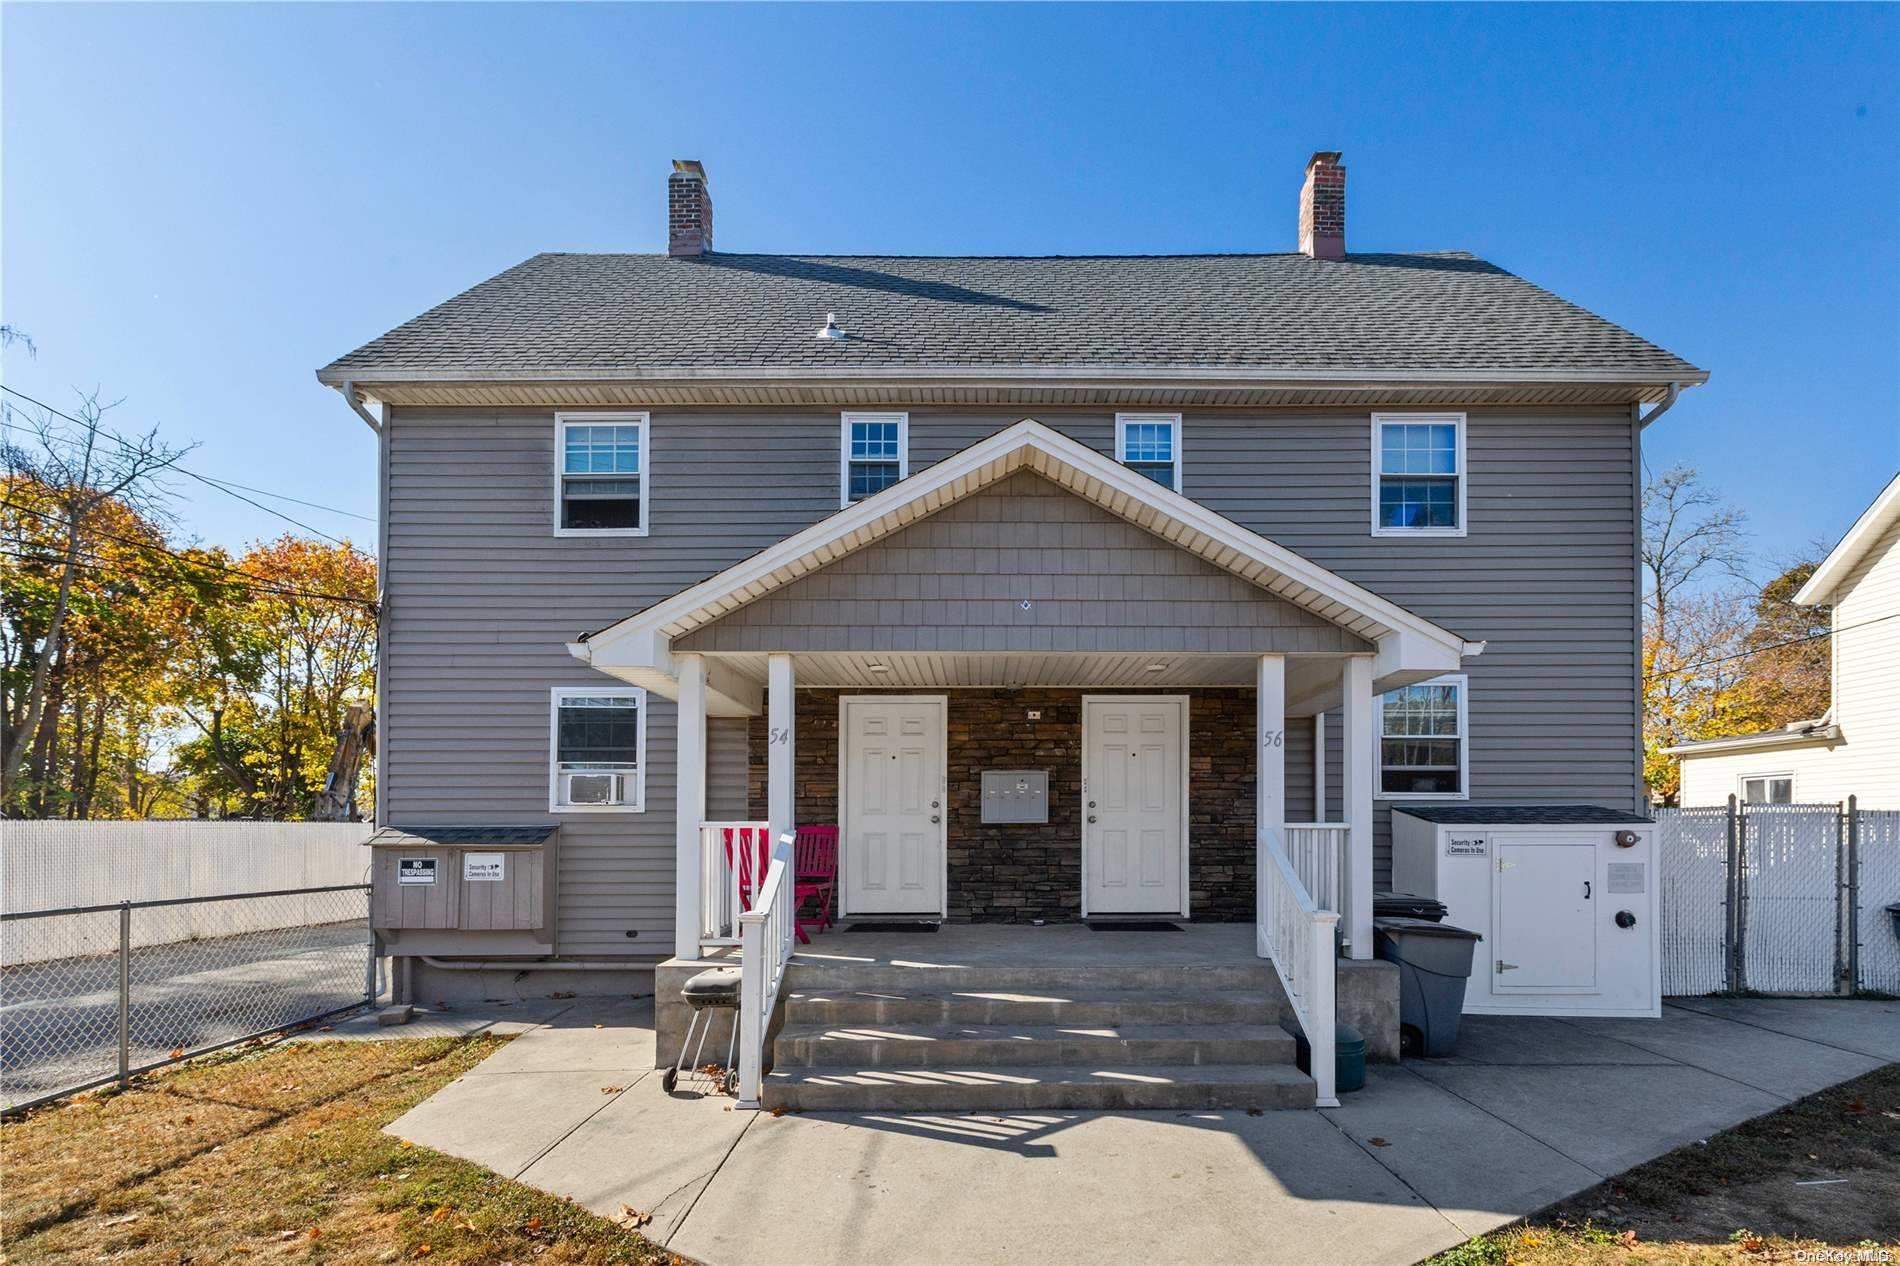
793, 825, 839, 940
722, 825, 813, 945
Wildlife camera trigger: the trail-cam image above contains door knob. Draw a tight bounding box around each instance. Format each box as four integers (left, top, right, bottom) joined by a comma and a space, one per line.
931, 800, 939, 809
1087, 815, 1097, 823
1088, 801, 1096, 809
930, 815, 941, 824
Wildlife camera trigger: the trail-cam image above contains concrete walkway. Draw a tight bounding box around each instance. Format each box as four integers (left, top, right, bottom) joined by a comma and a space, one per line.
384, 996, 1899, 1266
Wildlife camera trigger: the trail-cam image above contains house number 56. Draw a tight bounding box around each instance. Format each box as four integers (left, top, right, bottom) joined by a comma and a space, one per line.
1262, 730, 1284, 748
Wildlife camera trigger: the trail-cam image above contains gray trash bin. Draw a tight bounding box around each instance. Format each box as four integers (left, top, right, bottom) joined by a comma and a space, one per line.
1375, 916, 1482, 1058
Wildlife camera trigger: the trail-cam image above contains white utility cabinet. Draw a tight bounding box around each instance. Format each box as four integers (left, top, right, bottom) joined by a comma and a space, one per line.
1391, 807, 1660, 1018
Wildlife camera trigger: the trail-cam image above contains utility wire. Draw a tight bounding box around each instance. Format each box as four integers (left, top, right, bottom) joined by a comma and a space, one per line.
0, 545, 378, 610
0, 385, 374, 550
1663, 611, 1899, 675
3, 499, 373, 604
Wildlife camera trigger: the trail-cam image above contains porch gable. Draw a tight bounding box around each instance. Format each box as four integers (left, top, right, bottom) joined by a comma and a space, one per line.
674, 471, 1372, 657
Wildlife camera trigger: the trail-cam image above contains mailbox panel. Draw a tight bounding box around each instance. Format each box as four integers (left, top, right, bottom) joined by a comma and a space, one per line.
980, 769, 1050, 824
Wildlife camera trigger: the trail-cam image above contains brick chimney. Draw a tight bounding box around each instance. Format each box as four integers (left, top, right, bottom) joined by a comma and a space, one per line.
668, 159, 713, 257
1298, 151, 1345, 260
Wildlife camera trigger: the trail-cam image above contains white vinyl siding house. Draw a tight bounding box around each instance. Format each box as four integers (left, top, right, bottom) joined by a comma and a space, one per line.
1671, 474, 1900, 808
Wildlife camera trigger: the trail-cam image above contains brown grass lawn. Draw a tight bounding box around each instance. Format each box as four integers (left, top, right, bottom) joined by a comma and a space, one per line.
0, 1036, 674, 1265
1427, 1063, 1900, 1266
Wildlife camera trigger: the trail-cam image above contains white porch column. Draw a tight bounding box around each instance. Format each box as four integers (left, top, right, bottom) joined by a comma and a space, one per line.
1340, 655, 1375, 959
674, 653, 708, 960
767, 653, 796, 846
1313, 713, 1328, 823
1256, 655, 1287, 931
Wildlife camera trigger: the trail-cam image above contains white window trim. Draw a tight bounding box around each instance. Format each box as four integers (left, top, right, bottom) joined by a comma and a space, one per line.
1739, 771, 1797, 805
548, 686, 648, 813
840, 411, 910, 508
555, 412, 650, 538
1116, 412, 1184, 493
1370, 412, 1467, 538
1373, 672, 1470, 801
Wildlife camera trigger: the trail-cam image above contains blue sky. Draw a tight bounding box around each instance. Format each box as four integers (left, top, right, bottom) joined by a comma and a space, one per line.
4, 3, 1895, 576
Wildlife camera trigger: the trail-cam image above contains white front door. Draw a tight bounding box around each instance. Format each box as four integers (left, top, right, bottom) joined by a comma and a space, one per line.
1083, 696, 1188, 916
841, 696, 946, 917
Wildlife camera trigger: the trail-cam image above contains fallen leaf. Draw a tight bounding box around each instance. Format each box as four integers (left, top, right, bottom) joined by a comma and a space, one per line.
414, 1245, 432, 1258
769, 1106, 788, 1118
610, 1204, 652, 1229
101, 1213, 140, 1227
1369, 1137, 1391, 1148
601, 1085, 626, 1094
526, 1215, 542, 1231
430, 1205, 451, 1222
1618, 1230, 1639, 1247
169, 1048, 185, 1060
550, 991, 576, 1000
399, 1139, 415, 1149
308, 1228, 321, 1240
593, 1023, 604, 1029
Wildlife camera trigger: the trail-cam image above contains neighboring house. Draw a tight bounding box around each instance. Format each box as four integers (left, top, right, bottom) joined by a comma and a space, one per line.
1668, 473, 1900, 808
323, 153, 1703, 1108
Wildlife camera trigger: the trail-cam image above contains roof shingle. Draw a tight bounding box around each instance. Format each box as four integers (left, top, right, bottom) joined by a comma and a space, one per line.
319, 251, 1704, 381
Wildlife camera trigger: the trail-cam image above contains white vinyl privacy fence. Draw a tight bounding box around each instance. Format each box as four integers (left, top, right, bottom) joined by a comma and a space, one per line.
2, 822, 371, 963
1656, 799, 1900, 997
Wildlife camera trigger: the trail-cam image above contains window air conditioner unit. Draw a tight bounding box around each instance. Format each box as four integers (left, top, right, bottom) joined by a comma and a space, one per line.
564, 772, 627, 805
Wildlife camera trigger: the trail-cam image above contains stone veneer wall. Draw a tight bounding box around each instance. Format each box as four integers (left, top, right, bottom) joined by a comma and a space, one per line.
748, 687, 1261, 922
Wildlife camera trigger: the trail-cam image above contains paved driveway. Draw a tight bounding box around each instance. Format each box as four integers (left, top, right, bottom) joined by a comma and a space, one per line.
385, 996, 1900, 1266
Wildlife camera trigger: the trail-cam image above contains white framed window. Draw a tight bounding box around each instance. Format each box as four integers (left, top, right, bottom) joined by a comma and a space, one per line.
549, 687, 646, 812
1375, 673, 1468, 799
1116, 413, 1183, 492
556, 412, 648, 536
841, 412, 908, 506
1740, 772, 1795, 805
1372, 412, 1465, 537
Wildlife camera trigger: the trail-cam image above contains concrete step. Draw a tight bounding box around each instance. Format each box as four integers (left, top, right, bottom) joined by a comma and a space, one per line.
782, 961, 1285, 996
774, 1022, 1296, 1069
760, 1062, 1318, 1112
783, 988, 1284, 1028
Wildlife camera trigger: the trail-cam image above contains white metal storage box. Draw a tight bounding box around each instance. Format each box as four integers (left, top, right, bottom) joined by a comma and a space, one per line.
1391, 806, 1660, 1018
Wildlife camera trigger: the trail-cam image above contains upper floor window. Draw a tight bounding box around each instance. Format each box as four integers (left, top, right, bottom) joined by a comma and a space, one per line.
842, 412, 908, 506
1117, 413, 1182, 491
549, 687, 646, 811
557, 413, 648, 536
1376, 674, 1468, 799
1741, 773, 1794, 805
1373, 413, 1465, 536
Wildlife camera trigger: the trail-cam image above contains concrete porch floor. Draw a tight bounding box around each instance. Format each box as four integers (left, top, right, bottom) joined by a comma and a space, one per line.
383, 993, 1900, 1266
789, 919, 1261, 969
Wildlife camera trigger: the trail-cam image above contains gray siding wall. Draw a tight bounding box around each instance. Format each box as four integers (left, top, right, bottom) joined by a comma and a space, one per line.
677, 471, 1369, 655
383, 405, 1639, 938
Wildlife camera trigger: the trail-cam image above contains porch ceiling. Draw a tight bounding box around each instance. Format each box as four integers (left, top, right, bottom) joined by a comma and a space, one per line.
698, 650, 1349, 712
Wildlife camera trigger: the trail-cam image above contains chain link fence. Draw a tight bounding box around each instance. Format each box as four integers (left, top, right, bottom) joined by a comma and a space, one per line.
1657, 799, 1900, 997
2, 885, 372, 1112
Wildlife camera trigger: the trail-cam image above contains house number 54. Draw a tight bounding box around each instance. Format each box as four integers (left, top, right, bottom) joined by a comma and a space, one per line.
768, 727, 791, 746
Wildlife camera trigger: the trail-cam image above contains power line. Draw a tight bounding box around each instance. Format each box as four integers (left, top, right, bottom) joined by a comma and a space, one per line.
1663, 611, 1900, 675
0, 385, 375, 550
0, 545, 378, 610
3, 498, 374, 604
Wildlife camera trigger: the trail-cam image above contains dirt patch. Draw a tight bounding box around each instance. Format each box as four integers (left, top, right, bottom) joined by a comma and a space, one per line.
1427, 1064, 1900, 1264
0, 1036, 678, 1265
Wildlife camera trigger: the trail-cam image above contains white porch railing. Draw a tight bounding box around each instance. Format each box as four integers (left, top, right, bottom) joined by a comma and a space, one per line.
698, 821, 770, 946
735, 833, 797, 1109
1281, 823, 1347, 916
1258, 827, 1341, 1108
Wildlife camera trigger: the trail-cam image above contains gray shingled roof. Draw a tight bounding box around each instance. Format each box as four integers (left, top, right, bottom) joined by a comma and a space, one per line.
366, 825, 556, 847
1391, 805, 1654, 826
319, 251, 1704, 381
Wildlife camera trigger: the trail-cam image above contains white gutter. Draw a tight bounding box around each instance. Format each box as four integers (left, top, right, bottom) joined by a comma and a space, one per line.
338, 380, 383, 433
1637, 381, 1682, 431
